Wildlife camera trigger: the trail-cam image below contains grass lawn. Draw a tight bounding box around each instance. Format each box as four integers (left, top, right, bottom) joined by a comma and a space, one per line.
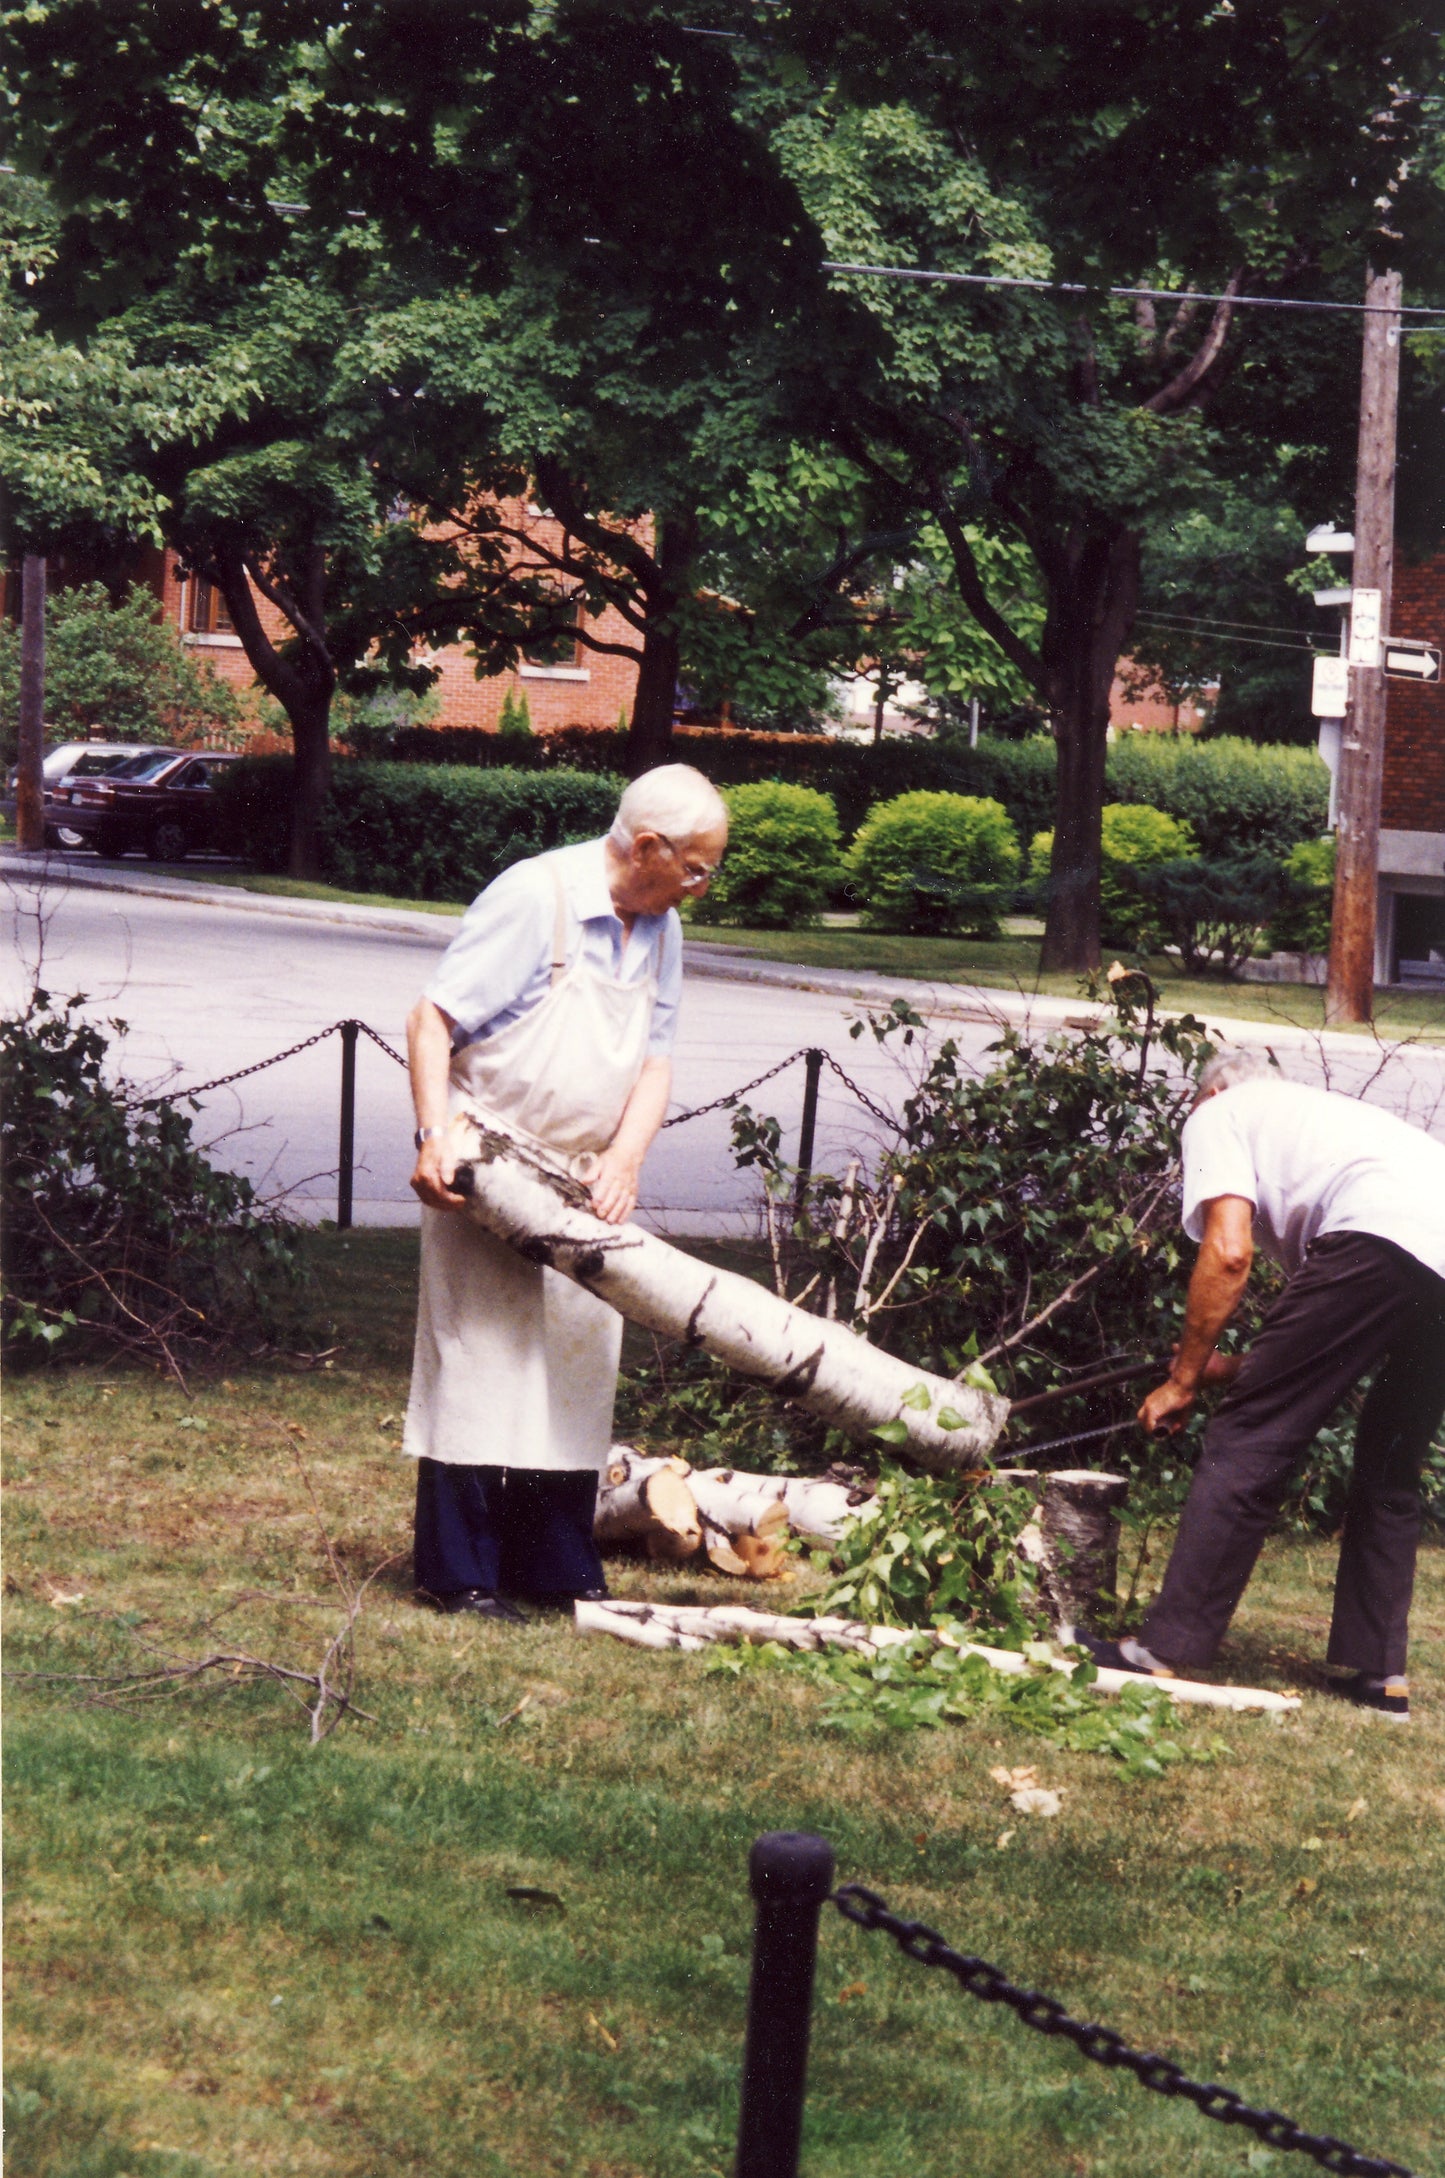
6, 1234, 1444, 2176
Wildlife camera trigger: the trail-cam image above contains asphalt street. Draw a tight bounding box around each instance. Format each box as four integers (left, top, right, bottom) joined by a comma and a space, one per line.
6, 866, 1444, 1235
2, 875, 964, 1234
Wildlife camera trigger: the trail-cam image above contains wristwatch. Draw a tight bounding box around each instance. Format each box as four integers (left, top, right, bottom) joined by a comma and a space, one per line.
414, 1126, 443, 1151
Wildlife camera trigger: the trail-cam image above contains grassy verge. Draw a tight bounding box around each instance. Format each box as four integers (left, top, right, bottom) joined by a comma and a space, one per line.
6, 1230, 1444, 2177
198, 871, 464, 918
688, 925, 1445, 1040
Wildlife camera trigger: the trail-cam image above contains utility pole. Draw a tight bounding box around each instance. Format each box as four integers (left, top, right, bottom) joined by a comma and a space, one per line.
16, 553, 47, 853
1325, 266, 1402, 1025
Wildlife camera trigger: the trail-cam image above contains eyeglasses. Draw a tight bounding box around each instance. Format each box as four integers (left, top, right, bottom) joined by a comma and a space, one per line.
657, 833, 721, 891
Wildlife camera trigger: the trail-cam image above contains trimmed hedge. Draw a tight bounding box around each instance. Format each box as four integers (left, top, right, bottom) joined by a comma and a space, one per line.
690, 781, 841, 930
1105, 735, 1328, 858
361, 723, 1326, 859
213, 760, 622, 902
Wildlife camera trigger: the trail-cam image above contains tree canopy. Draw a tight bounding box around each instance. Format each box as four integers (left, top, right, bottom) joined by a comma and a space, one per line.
4, 1, 1442, 932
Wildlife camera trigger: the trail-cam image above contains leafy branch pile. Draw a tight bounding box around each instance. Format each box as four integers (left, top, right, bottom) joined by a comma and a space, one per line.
706, 1636, 1222, 1782
1, 990, 308, 1378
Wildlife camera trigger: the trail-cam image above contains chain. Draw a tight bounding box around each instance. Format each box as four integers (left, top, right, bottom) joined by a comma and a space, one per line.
663, 1047, 904, 1134
662, 1049, 815, 1128
831, 1887, 1414, 2177
149, 1022, 351, 1105
353, 1021, 408, 1067
818, 1052, 904, 1132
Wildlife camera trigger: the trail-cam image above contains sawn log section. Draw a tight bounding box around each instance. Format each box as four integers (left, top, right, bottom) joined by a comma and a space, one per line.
450, 1117, 1008, 1474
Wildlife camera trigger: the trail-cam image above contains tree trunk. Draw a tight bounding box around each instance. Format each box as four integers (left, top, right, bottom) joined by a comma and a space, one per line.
15, 555, 46, 854
624, 512, 698, 777
1039, 526, 1141, 972
574, 1600, 1300, 1711
211, 541, 336, 880
286, 693, 334, 882
447, 1114, 1009, 1471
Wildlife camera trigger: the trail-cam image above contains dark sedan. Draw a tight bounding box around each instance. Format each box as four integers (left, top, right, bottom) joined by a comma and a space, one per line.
57, 750, 242, 861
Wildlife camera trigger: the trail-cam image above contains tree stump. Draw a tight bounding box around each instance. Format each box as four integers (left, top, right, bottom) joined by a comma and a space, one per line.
1038, 1470, 1131, 1634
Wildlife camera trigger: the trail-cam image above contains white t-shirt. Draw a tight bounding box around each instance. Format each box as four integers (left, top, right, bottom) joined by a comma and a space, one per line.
1180, 1077, 1445, 1281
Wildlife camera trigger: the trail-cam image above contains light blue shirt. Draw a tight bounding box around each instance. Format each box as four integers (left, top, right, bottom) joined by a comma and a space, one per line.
426, 837, 683, 1059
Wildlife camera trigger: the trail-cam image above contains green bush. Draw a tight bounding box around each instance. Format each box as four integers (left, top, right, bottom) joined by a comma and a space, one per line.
1, 990, 306, 1371
690, 781, 841, 929
846, 791, 1021, 936
1133, 852, 1293, 976
213, 761, 621, 901
1105, 734, 1328, 857
0, 580, 243, 762
1267, 835, 1336, 954
497, 688, 534, 739
1031, 803, 1197, 950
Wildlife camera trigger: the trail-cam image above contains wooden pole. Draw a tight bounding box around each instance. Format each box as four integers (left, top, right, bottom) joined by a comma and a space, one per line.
1325, 267, 1402, 1025
15, 554, 46, 853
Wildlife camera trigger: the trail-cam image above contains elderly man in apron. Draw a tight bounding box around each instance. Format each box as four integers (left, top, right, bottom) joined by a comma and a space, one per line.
402, 763, 729, 1621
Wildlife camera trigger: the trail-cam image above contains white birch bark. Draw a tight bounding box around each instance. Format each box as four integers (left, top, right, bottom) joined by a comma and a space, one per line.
594, 1448, 703, 1562
449, 1116, 1008, 1473
574, 1601, 1300, 1714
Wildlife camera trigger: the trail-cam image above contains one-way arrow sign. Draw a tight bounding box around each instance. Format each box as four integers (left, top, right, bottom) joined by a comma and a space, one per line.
1384, 638, 1441, 682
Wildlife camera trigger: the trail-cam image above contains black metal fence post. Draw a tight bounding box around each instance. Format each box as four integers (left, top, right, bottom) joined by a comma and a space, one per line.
734, 1830, 835, 2178
337, 1020, 359, 1229
793, 1049, 824, 1208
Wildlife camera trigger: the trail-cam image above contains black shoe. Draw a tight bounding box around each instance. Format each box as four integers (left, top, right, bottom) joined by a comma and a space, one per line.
1331, 1671, 1410, 1722
524, 1586, 610, 1609
1072, 1630, 1176, 1678
434, 1589, 528, 1624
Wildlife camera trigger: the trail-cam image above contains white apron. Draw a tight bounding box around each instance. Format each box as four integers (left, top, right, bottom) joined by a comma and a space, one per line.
402, 865, 657, 1472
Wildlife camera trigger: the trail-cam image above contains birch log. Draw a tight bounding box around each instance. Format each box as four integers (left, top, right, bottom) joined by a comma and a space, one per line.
574, 1600, 1300, 1715
686, 1468, 792, 1578
450, 1117, 1007, 1473
594, 1449, 703, 1562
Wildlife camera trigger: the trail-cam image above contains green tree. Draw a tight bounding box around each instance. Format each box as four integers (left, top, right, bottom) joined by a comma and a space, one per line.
764, 9, 1443, 966
0, 582, 242, 762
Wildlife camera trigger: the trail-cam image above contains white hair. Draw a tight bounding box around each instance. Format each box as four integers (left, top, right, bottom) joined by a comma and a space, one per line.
1194, 1048, 1275, 1101
610, 763, 728, 850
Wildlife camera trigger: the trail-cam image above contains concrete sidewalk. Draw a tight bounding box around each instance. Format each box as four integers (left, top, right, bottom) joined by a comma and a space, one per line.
4, 844, 1438, 1062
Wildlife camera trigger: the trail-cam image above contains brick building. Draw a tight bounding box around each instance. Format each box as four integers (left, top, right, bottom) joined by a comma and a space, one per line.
139, 504, 642, 736
1376, 552, 1445, 982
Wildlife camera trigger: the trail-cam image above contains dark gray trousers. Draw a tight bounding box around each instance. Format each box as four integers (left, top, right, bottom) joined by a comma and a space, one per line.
1142, 1232, 1445, 1678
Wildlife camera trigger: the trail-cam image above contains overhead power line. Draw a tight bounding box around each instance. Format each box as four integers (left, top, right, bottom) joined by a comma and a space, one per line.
1133, 616, 1320, 658
820, 259, 1445, 319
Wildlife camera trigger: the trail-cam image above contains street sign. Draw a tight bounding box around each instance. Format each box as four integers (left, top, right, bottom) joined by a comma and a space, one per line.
1348, 587, 1382, 668
1383, 638, 1442, 683
1311, 654, 1349, 717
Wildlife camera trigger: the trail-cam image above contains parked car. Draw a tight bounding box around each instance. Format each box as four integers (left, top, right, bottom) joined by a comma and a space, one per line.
58, 750, 242, 861
3, 741, 175, 844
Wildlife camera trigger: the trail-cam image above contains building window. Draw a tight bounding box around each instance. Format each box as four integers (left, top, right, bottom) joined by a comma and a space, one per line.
522, 599, 584, 672
187, 577, 234, 635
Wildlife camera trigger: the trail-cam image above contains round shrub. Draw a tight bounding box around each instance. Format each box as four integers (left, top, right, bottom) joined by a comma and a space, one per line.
846, 791, 1021, 936
1031, 803, 1197, 950
690, 780, 841, 929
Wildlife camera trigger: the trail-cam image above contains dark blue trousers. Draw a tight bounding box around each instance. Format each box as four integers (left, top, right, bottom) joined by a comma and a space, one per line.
413, 1458, 606, 1602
